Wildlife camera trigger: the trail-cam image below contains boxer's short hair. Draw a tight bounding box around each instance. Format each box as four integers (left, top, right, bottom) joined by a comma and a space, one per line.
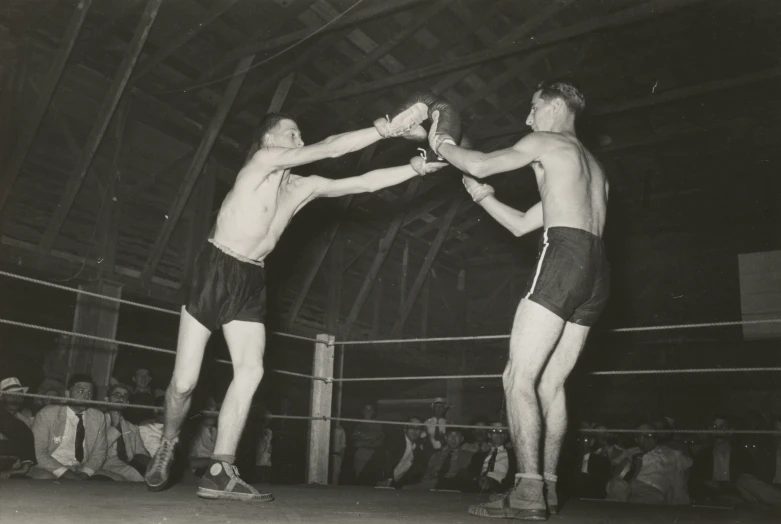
536, 79, 586, 117
257, 113, 296, 146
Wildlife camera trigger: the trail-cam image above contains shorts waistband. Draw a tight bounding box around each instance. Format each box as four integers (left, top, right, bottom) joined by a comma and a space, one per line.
208, 239, 264, 267
544, 226, 602, 242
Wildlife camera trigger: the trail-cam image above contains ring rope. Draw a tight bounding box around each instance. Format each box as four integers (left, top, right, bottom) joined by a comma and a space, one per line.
335, 317, 781, 345
3, 393, 778, 436
0, 318, 322, 381
5, 269, 781, 345
3, 316, 778, 382
0, 270, 324, 344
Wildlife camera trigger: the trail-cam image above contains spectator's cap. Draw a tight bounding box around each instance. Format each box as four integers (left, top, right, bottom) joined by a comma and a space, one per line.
1, 377, 28, 394
432, 397, 451, 406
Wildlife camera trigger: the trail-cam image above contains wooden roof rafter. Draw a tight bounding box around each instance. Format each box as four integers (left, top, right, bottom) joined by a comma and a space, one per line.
0, 0, 92, 215
302, 0, 705, 105
141, 54, 256, 284
37, 0, 163, 257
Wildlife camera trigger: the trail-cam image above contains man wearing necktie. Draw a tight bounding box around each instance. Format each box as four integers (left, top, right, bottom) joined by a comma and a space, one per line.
473, 422, 516, 494
420, 429, 473, 491
28, 375, 108, 480
99, 384, 151, 481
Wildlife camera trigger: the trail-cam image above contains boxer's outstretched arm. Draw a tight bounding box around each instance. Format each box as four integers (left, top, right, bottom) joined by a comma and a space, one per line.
478, 199, 543, 238
309, 159, 444, 199
253, 128, 383, 170
438, 133, 550, 179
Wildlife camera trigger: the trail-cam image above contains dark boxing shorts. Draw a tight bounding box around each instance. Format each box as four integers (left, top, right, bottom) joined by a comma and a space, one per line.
184, 240, 267, 331
522, 227, 610, 327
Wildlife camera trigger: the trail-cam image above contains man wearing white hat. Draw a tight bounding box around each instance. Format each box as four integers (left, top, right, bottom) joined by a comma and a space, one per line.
0, 377, 35, 478
425, 398, 450, 451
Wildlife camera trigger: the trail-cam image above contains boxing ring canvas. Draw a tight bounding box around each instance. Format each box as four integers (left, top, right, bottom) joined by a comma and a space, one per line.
1, 480, 776, 524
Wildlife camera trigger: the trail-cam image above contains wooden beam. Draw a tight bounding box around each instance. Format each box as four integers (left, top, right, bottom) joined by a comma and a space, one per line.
0, 236, 181, 302
478, 66, 781, 140
130, 0, 242, 83
321, 0, 450, 91
286, 144, 376, 328
69, 0, 144, 64
420, 278, 430, 352
37, 0, 163, 255
0, 0, 92, 215
95, 98, 132, 276
213, 0, 427, 75
189, 0, 319, 86
400, 240, 409, 315
233, 30, 348, 131
370, 277, 383, 338
341, 178, 422, 339
181, 161, 217, 298
142, 54, 255, 284
303, 0, 703, 104
314, 1, 505, 139
267, 73, 296, 113
326, 235, 344, 333
391, 195, 463, 335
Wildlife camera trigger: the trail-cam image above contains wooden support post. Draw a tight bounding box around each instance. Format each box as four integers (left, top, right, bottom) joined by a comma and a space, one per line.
95, 99, 131, 276
68, 280, 122, 399
391, 196, 463, 335
421, 278, 430, 353
38, 0, 162, 254
446, 268, 467, 423
307, 333, 334, 485
0, 0, 92, 214
142, 54, 255, 283
341, 178, 421, 339
371, 278, 383, 338
181, 161, 217, 297
288, 143, 376, 328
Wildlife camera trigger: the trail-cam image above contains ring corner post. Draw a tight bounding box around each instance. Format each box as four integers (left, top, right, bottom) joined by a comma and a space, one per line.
307, 333, 334, 485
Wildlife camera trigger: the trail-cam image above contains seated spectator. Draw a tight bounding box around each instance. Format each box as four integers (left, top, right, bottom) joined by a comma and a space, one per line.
0, 377, 36, 479
35, 378, 66, 412
330, 421, 345, 485
189, 398, 218, 477
607, 423, 692, 505
752, 420, 781, 488
572, 424, 612, 499
139, 396, 165, 456
690, 415, 781, 508
126, 367, 164, 424
424, 398, 450, 451
374, 417, 426, 488
99, 384, 150, 481
461, 419, 491, 454
350, 402, 385, 482
470, 422, 516, 494
250, 409, 273, 483
419, 428, 474, 491
28, 374, 109, 480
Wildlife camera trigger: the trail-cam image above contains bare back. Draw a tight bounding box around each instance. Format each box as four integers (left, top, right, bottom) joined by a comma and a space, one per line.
531, 132, 608, 236
212, 159, 316, 262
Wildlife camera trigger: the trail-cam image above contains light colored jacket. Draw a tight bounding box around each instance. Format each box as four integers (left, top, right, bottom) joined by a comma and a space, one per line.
32, 405, 107, 476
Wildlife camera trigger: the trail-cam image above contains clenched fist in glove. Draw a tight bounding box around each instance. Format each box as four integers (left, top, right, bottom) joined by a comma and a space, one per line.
410, 156, 448, 176
428, 110, 457, 157
463, 175, 495, 203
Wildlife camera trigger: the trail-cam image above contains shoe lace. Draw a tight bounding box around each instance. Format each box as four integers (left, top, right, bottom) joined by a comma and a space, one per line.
151, 439, 174, 472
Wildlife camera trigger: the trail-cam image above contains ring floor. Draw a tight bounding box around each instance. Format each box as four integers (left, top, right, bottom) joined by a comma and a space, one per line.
0, 479, 777, 524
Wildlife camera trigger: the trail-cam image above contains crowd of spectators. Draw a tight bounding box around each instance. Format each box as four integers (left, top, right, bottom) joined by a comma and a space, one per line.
2, 368, 781, 515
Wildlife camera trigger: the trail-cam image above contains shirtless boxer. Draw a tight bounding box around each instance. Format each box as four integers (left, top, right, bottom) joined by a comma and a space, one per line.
144, 106, 441, 501
429, 80, 609, 520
